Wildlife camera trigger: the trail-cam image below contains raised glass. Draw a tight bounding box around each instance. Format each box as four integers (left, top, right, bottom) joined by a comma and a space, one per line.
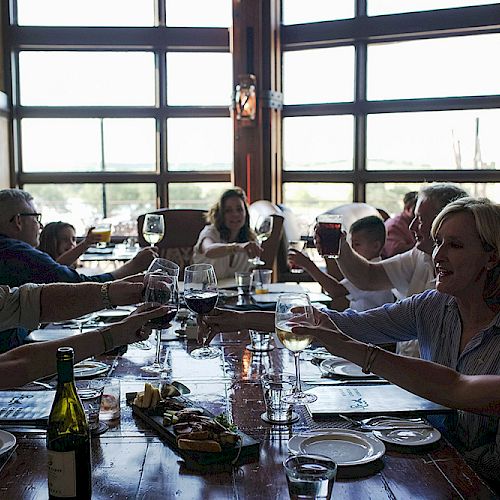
283, 47, 355, 105
142, 214, 165, 246
275, 293, 317, 404
166, 53, 232, 106
367, 33, 500, 101
249, 215, 273, 267
283, 116, 354, 171
19, 51, 155, 106
184, 264, 220, 360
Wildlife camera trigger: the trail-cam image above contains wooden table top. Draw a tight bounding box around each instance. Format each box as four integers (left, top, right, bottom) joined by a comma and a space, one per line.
0, 331, 496, 499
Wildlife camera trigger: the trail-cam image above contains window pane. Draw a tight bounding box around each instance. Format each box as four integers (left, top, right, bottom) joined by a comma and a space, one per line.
19, 52, 155, 106
283, 0, 354, 25
283, 116, 353, 171
21, 118, 156, 172
168, 182, 232, 209
17, 0, 155, 26
166, 0, 232, 27
367, 34, 500, 100
167, 53, 232, 106
367, 109, 500, 171
282, 183, 353, 233
369, 0, 499, 16
25, 183, 156, 236
366, 182, 500, 215
167, 118, 232, 171
104, 119, 156, 171
283, 47, 355, 104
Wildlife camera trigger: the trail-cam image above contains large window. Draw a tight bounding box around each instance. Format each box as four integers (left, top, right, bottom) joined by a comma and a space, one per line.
8, 1, 233, 235
281, 2, 500, 224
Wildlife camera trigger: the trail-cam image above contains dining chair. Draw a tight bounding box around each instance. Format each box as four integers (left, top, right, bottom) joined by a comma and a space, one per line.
137, 209, 208, 275
248, 200, 284, 274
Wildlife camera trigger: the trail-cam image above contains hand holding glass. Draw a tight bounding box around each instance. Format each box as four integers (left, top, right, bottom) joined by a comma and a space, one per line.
249, 215, 273, 266
275, 293, 317, 404
184, 264, 220, 360
143, 214, 165, 246
141, 272, 179, 373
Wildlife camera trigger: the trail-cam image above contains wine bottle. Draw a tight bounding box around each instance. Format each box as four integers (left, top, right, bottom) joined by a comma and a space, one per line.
47, 347, 92, 499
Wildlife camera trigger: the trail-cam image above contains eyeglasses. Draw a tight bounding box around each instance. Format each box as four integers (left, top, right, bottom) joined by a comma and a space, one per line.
9, 212, 42, 223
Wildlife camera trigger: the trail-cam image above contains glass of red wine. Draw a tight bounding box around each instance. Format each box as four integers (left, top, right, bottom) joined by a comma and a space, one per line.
183, 263, 220, 360
315, 214, 343, 259
141, 271, 179, 373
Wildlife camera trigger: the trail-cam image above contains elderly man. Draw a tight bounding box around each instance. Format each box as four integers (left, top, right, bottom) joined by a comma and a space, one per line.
0, 188, 158, 350
336, 183, 468, 356
0, 280, 166, 389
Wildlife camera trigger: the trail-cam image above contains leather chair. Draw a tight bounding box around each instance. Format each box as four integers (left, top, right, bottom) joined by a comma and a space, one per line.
248, 200, 284, 274
137, 209, 207, 275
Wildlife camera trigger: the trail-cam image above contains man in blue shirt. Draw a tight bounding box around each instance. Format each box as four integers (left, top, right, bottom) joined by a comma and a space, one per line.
0, 188, 158, 350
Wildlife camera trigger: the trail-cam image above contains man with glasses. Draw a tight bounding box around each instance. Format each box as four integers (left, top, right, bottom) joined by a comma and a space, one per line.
0, 188, 158, 351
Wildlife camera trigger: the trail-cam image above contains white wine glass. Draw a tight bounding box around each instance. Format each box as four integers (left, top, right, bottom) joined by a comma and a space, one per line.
141, 272, 179, 373
248, 215, 273, 267
184, 264, 220, 360
275, 293, 317, 404
142, 214, 164, 247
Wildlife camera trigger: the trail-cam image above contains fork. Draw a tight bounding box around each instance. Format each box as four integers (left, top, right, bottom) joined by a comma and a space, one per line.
338, 414, 425, 427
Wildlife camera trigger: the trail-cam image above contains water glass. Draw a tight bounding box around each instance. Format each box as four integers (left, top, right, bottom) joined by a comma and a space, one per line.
100, 379, 121, 421
260, 372, 298, 424
76, 379, 105, 432
284, 454, 337, 500
248, 330, 274, 352
253, 269, 272, 294
235, 271, 253, 295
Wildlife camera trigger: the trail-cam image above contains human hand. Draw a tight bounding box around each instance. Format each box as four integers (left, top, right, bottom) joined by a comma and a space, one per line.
108, 275, 145, 306
83, 227, 101, 247
288, 248, 312, 271
198, 308, 245, 344
130, 247, 159, 271
239, 241, 263, 259
112, 303, 169, 346
292, 308, 347, 345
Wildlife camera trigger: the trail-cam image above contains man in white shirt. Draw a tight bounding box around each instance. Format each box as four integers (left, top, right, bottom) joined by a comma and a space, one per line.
336, 183, 468, 356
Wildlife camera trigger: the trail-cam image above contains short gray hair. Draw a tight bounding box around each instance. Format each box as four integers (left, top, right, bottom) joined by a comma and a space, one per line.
418, 183, 468, 211
0, 189, 34, 226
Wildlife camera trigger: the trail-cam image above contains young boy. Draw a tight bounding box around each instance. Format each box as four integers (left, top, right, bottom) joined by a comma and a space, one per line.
289, 215, 394, 311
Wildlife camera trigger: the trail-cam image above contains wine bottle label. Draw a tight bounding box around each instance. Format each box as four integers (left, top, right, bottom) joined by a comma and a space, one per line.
48, 450, 76, 497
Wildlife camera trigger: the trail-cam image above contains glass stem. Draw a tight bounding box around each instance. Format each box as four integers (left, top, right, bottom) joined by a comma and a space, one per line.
294, 352, 302, 395
154, 329, 161, 366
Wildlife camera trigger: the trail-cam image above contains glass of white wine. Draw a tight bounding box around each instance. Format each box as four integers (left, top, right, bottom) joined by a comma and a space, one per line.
142, 214, 164, 246
275, 293, 317, 404
248, 215, 273, 267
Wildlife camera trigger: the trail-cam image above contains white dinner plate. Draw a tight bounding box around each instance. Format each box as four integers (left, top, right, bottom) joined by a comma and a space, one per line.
289, 429, 385, 466
0, 429, 16, 457
372, 427, 441, 446
96, 308, 131, 321
308, 347, 342, 362
73, 360, 109, 379
319, 358, 376, 379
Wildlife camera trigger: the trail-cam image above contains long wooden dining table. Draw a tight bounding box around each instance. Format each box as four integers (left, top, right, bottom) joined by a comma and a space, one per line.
0, 328, 497, 499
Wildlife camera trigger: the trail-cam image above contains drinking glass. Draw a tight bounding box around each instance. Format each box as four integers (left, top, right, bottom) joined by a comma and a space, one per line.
248, 215, 273, 266
288, 240, 306, 273
275, 293, 317, 404
184, 263, 220, 360
92, 222, 112, 248
315, 214, 342, 259
148, 258, 180, 277
141, 271, 179, 373
142, 213, 165, 246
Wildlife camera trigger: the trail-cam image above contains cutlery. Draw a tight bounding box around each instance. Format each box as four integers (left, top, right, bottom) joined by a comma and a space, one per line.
339, 414, 425, 426
358, 425, 434, 431
32, 380, 54, 390
303, 379, 390, 386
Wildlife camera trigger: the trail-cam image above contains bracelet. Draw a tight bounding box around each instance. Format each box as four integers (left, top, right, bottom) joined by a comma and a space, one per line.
362, 343, 380, 374
100, 282, 114, 309
99, 327, 114, 353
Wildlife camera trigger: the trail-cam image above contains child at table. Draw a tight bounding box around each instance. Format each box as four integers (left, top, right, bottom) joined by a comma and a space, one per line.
288, 215, 394, 311
38, 221, 100, 267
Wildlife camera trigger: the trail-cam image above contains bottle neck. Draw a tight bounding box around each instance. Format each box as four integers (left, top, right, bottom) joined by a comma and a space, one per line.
56, 358, 75, 384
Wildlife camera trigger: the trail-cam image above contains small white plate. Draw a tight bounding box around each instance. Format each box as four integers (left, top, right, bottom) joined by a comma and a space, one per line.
289, 429, 385, 467
73, 360, 109, 378
320, 358, 376, 379
0, 429, 16, 457
372, 427, 441, 446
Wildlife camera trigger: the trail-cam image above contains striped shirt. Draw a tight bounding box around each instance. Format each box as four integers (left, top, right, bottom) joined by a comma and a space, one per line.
327, 289, 500, 482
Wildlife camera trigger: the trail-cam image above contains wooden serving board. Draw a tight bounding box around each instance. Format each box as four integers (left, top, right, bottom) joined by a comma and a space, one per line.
126, 393, 260, 469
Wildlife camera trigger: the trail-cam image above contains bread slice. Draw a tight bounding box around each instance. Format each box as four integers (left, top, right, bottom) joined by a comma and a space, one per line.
177, 438, 222, 453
